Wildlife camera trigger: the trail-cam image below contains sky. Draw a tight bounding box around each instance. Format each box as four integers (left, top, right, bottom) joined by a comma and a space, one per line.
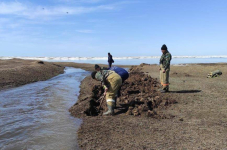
0, 0, 227, 57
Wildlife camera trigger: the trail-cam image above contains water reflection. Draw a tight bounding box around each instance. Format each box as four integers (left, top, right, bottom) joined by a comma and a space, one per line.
0, 68, 88, 150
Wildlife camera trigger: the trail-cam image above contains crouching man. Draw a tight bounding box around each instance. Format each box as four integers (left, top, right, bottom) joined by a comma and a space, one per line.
91, 70, 122, 115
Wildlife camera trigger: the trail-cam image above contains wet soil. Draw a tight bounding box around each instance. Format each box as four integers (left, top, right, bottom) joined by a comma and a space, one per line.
70, 63, 227, 150
0, 59, 132, 90
53, 62, 133, 72
0, 59, 65, 90
70, 67, 177, 118
69, 65, 179, 149
2, 59, 227, 149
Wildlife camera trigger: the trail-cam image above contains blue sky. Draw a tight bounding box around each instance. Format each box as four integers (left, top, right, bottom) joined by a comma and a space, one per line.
0, 0, 226, 57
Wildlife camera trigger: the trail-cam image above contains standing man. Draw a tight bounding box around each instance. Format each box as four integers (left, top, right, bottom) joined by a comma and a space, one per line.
108, 53, 114, 68
159, 44, 172, 93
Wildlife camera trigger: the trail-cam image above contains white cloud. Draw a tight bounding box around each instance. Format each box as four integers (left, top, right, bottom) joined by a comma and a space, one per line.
77, 0, 104, 3
0, 2, 26, 14
76, 30, 94, 33
9, 23, 20, 28
0, 18, 10, 24
0, 1, 115, 19
58, 0, 104, 3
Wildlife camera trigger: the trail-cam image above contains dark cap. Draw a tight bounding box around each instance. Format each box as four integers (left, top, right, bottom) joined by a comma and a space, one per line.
95, 64, 100, 69
91, 71, 97, 79
161, 44, 167, 50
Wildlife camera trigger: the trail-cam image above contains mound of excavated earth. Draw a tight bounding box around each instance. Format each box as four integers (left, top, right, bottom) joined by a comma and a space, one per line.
69, 65, 177, 118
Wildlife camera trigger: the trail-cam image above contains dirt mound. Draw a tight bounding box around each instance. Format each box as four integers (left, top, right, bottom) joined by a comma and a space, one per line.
117, 71, 177, 118
70, 68, 177, 118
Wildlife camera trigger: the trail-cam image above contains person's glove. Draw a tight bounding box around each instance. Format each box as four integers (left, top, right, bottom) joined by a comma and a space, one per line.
103, 88, 108, 96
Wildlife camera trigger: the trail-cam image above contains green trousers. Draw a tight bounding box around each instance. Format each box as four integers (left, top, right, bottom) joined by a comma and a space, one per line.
106, 73, 122, 100
160, 65, 170, 90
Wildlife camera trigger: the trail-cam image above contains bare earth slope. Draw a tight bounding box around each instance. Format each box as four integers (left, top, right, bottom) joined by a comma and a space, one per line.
0, 59, 65, 90
70, 64, 227, 150
1, 59, 226, 149
0, 59, 132, 90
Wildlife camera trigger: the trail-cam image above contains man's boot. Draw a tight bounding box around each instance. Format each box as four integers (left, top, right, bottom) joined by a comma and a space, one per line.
103, 100, 114, 115
114, 96, 118, 108
160, 89, 166, 93
160, 87, 169, 93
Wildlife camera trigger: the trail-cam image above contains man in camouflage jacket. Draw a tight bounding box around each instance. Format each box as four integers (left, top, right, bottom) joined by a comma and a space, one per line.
91, 70, 122, 115
159, 44, 172, 93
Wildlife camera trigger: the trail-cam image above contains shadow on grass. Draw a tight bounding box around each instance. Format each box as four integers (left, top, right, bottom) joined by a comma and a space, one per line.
169, 90, 201, 93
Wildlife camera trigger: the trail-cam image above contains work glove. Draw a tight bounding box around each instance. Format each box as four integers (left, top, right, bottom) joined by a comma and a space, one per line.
104, 87, 108, 96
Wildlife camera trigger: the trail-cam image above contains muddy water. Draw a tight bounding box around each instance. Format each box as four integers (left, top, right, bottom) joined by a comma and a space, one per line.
0, 68, 89, 150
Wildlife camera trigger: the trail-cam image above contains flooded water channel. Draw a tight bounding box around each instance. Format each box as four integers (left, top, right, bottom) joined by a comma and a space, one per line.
0, 68, 89, 150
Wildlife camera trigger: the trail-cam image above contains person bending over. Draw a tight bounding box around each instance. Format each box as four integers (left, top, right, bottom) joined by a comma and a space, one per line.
91, 70, 122, 115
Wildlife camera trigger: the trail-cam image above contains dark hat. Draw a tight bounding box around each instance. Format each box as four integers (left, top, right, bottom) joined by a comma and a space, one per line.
95, 64, 100, 69
91, 71, 97, 79
161, 44, 167, 50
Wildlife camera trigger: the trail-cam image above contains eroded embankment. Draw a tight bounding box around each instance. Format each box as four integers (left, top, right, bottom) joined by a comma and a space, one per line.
0, 59, 65, 90
69, 65, 177, 118
69, 64, 227, 150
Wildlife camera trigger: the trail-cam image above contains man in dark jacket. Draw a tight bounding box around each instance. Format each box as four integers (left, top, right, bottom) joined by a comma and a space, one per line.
108, 53, 114, 68
95, 64, 129, 83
